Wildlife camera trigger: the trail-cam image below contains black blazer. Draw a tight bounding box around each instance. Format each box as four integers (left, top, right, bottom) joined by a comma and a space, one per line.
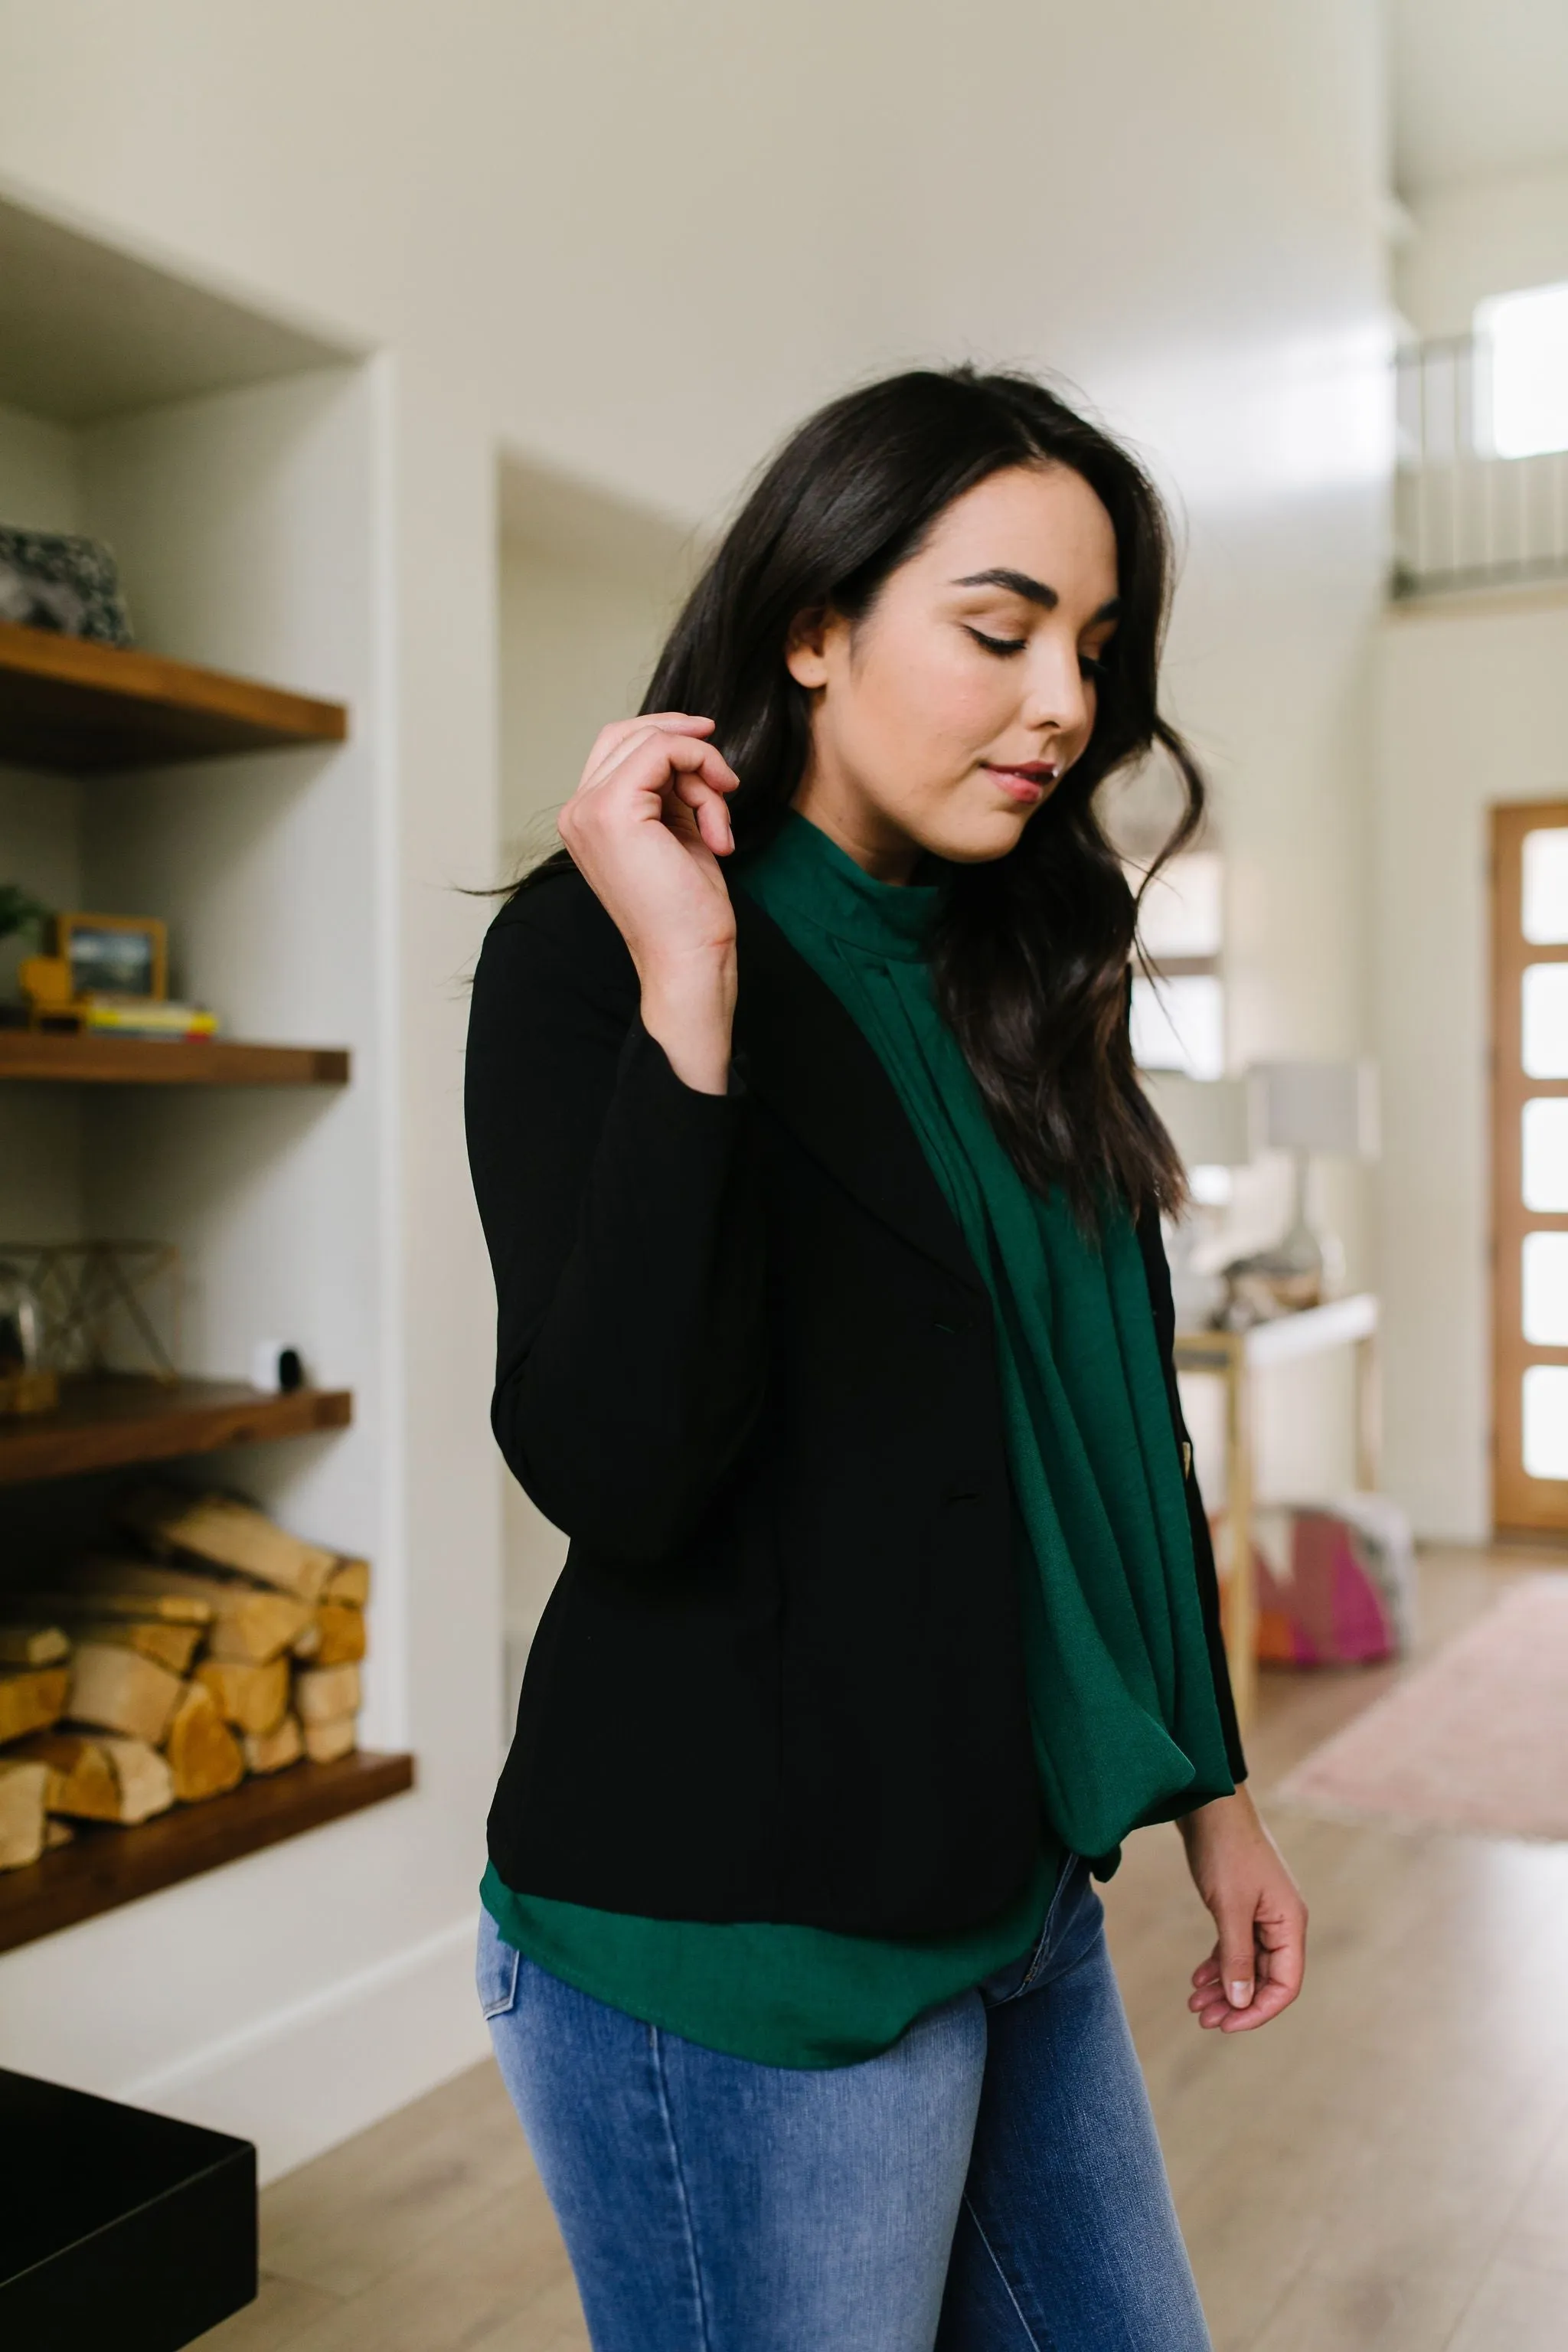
465, 864, 1245, 1939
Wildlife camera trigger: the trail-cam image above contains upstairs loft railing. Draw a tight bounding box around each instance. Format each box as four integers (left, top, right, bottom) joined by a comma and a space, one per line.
1395, 332, 1568, 599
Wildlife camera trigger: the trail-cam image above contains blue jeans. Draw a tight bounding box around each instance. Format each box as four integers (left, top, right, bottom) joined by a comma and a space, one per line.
477, 1856, 1211, 2351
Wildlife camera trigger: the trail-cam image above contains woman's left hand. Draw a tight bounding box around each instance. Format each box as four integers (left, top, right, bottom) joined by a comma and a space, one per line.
1178, 1787, 1306, 2033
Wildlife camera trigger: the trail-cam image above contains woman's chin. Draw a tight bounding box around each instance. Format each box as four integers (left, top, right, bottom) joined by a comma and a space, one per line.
926, 803, 1035, 867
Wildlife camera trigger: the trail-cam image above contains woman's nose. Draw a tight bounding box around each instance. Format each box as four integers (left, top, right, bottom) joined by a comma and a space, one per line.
1021, 641, 1090, 740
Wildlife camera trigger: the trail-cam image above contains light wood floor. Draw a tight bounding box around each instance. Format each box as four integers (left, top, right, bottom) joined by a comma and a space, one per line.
198, 1546, 1568, 2352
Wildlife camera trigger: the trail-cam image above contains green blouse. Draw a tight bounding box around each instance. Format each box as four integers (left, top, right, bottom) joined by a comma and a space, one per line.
482, 808, 1233, 2067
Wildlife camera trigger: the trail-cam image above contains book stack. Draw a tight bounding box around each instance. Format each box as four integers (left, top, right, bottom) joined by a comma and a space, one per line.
75, 996, 219, 1039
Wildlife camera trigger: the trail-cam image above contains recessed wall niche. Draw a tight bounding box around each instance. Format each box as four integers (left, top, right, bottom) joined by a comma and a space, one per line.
0, 189, 400, 1757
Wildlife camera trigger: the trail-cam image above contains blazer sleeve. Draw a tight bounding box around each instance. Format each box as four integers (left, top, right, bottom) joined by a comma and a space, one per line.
1135, 1198, 1249, 1785
464, 878, 769, 1566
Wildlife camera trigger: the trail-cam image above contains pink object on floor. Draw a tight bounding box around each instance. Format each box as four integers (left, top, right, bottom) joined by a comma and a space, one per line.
1253, 1502, 1410, 1667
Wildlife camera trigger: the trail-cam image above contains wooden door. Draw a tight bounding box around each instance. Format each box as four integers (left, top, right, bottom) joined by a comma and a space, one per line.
1492, 802, 1568, 1532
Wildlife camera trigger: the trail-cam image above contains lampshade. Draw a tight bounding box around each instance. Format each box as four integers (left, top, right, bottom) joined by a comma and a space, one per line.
1140, 1071, 1253, 1168
1248, 1060, 1379, 1159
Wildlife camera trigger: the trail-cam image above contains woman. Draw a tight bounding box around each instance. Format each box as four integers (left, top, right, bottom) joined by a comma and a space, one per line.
465, 366, 1307, 2352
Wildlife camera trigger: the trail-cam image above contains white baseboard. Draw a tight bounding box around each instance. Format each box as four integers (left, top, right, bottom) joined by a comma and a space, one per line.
122, 1913, 492, 2184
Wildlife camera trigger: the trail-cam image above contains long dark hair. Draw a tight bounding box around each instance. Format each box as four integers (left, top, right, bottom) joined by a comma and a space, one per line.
521, 365, 1199, 1221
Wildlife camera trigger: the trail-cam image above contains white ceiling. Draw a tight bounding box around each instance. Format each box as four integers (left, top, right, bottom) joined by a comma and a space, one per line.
1390, 0, 1568, 198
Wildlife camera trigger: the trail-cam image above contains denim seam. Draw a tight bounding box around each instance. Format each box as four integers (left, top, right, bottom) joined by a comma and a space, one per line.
962, 2194, 1054, 2352
647, 2025, 714, 2350
999, 1856, 1080, 2006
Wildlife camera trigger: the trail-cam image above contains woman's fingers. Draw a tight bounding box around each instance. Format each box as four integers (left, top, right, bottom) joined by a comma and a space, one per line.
1219, 1906, 1259, 2013
583, 714, 720, 792
1187, 1898, 1308, 2033
564, 731, 738, 836
670, 770, 737, 853
586, 712, 715, 766
583, 735, 739, 818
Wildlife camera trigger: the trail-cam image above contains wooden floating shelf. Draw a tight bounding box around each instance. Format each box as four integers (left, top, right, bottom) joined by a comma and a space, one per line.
0, 1752, 415, 1955
0, 1031, 350, 1085
0, 1377, 353, 1488
0, 618, 348, 773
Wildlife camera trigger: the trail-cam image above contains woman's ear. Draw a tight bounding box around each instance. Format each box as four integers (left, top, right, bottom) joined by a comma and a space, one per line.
784, 605, 834, 691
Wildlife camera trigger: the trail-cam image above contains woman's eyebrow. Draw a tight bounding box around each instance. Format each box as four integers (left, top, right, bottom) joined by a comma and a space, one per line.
952, 567, 1121, 624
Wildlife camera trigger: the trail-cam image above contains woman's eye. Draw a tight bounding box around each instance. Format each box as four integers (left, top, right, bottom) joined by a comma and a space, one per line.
1080, 653, 1109, 681
965, 626, 1027, 656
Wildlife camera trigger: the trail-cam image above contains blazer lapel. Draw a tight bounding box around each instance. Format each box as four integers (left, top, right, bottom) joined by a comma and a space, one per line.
732, 888, 987, 1302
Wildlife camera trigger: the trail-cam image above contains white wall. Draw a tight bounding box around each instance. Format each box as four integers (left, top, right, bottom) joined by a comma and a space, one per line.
1374, 584, 1568, 1539
1397, 161, 1568, 338
0, 0, 1391, 2176
497, 536, 679, 881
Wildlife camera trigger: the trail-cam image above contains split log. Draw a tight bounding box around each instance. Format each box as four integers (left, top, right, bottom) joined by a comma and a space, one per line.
243, 1713, 303, 1775
294, 1662, 361, 1726
195, 1656, 290, 1736
68, 1618, 203, 1676
0, 1665, 71, 1745
0, 1758, 49, 1869
302, 1713, 357, 1765
163, 1681, 245, 1804
322, 1557, 370, 1607
67, 1642, 184, 1745
297, 1603, 365, 1668
11, 1732, 175, 1824
5, 1583, 211, 1629
121, 1489, 335, 1602
64, 1557, 309, 1664
0, 1623, 70, 1668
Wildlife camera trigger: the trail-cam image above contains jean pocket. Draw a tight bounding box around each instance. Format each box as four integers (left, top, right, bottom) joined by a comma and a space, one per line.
476, 1913, 523, 2020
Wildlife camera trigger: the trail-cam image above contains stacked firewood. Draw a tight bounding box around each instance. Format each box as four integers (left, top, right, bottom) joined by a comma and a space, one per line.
0, 1488, 369, 1870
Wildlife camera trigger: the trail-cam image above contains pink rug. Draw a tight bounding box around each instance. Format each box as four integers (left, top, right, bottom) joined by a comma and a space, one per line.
1275, 1575, 1568, 1841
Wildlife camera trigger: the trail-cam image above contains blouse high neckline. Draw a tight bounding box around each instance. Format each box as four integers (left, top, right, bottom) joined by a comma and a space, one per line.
741, 808, 946, 962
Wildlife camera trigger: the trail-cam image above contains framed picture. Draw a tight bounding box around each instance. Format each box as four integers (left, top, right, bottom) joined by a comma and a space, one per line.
54, 913, 168, 1002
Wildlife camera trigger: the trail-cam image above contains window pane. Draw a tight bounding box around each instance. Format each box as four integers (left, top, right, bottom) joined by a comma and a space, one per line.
1523, 828, 1568, 945
1522, 1364, 1568, 1480
1130, 974, 1224, 1080
1522, 963, 1568, 1077
1477, 280, 1568, 459
1523, 1099, 1568, 1211
1133, 851, 1223, 960
1523, 1233, 1568, 1345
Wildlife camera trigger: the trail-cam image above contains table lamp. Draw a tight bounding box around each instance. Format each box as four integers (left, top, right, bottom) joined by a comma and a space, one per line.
1227, 1060, 1380, 1312
1139, 1072, 1253, 1325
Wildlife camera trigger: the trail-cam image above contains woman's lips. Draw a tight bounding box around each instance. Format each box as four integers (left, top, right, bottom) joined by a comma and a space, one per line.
983, 763, 1055, 805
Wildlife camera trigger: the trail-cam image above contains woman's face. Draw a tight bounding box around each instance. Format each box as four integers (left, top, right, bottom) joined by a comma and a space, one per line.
786, 462, 1119, 881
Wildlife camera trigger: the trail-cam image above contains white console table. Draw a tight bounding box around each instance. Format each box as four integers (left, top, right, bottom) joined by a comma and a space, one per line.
1173, 1293, 1380, 1730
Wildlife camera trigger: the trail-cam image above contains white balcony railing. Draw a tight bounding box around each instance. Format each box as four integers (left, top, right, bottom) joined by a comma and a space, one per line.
1395, 333, 1568, 598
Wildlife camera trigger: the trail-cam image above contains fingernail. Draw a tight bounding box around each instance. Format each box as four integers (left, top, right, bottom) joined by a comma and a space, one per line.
1229, 1981, 1252, 2007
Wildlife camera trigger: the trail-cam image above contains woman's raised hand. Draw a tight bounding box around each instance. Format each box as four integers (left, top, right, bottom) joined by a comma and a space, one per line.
557, 714, 740, 1095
